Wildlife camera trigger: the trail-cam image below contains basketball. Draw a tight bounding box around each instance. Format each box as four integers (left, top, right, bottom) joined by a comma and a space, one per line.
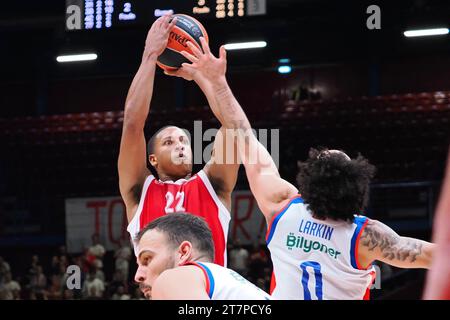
157, 14, 209, 71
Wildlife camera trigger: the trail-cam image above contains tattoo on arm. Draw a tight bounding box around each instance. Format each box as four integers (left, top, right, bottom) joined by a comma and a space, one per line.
360, 221, 423, 263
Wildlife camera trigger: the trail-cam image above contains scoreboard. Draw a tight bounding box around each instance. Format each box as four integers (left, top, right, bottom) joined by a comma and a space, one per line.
65, 0, 267, 31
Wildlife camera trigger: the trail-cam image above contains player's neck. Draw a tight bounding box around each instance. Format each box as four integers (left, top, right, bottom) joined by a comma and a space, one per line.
193, 254, 213, 263
158, 172, 191, 182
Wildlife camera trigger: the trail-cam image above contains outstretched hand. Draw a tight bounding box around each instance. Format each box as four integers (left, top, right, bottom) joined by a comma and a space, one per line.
143, 14, 177, 60
163, 66, 196, 81
176, 37, 227, 85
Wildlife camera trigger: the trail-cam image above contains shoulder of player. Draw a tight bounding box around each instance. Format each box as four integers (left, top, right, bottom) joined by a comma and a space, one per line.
153, 266, 206, 292
358, 218, 399, 259
158, 265, 206, 285
265, 192, 303, 222
360, 218, 389, 237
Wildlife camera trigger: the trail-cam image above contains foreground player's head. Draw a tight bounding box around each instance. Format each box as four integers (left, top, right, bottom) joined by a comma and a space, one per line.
147, 126, 193, 180
134, 213, 215, 299
296, 148, 376, 222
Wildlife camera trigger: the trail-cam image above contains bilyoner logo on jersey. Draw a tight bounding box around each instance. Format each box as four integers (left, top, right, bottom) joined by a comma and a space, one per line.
286, 233, 342, 259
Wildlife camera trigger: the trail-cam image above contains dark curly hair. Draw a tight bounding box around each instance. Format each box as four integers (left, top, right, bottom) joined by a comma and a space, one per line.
296, 148, 376, 222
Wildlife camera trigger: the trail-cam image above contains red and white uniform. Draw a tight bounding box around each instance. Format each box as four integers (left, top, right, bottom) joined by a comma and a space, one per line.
127, 170, 230, 266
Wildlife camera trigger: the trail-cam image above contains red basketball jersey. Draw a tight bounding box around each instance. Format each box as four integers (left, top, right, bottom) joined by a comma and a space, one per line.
127, 170, 230, 266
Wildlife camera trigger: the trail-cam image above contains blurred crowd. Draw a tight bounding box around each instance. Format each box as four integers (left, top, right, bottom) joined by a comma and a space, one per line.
0, 236, 272, 300
0, 234, 140, 300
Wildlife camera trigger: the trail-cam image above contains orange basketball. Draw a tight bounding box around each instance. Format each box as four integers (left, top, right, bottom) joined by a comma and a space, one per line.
157, 14, 209, 71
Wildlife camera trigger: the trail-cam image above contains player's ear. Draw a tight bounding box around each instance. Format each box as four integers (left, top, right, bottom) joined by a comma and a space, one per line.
177, 241, 194, 265
149, 154, 158, 167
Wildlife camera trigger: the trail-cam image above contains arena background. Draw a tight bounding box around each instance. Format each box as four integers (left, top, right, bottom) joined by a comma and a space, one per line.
0, 0, 449, 300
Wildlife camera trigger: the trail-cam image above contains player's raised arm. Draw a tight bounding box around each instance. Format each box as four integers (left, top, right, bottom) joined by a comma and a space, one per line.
118, 15, 177, 221
358, 219, 435, 269
163, 50, 240, 212
174, 38, 298, 219
201, 126, 239, 211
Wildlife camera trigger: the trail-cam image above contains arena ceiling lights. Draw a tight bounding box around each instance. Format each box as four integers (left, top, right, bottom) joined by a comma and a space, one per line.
56, 53, 98, 63
403, 28, 449, 38
224, 41, 267, 50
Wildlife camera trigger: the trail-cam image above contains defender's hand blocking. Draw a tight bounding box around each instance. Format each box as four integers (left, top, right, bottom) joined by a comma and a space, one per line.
163, 66, 196, 82
178, 37, 227, 84
143, 14, 177, 59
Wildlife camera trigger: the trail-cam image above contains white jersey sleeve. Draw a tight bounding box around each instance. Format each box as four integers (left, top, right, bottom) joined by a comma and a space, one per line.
186, 262, 271, 300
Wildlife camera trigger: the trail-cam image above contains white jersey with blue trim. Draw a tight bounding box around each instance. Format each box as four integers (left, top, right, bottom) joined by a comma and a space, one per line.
186, 262, 271, 300
266, 195, 376, 300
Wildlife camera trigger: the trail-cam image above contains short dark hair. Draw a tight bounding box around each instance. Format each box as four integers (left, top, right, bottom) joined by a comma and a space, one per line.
147, 125, 177, 156
136, 213, 215, 261
296, 148, 376, 222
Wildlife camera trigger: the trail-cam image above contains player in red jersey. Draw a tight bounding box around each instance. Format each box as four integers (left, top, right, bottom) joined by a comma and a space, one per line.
118, 15, 239, 266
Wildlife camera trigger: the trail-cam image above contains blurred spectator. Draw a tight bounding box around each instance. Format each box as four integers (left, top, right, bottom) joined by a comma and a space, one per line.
49, 256, 60, 276
112, 285, 131, 300
29, 266, 47, 296
290, 82, 321, 102
81, 249, 92, 273
299, 84, 310, 101
47, 274, 63, 300
27, 255, 41, 279
58, 245, 67, 258
59, 255, 69, 270
89, 234, 106, 258
248, 244, 270, 281
92, 261, 105, 282
114, 239, 132, 283
82, 270, 105, 300
62, 288, 74, 300
58, 264, 69, 293
0, 256, 11, 281
108, 270, 126, 297
72, 254, 88, 275
1, 272, 21, 300
229, 239, 249, 277
87, 234, 105, 270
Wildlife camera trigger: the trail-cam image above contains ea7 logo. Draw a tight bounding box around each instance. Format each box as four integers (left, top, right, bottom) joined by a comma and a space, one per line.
66, 265, 81, 289
366, 5, 381, 30
66, 4, 82, 30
